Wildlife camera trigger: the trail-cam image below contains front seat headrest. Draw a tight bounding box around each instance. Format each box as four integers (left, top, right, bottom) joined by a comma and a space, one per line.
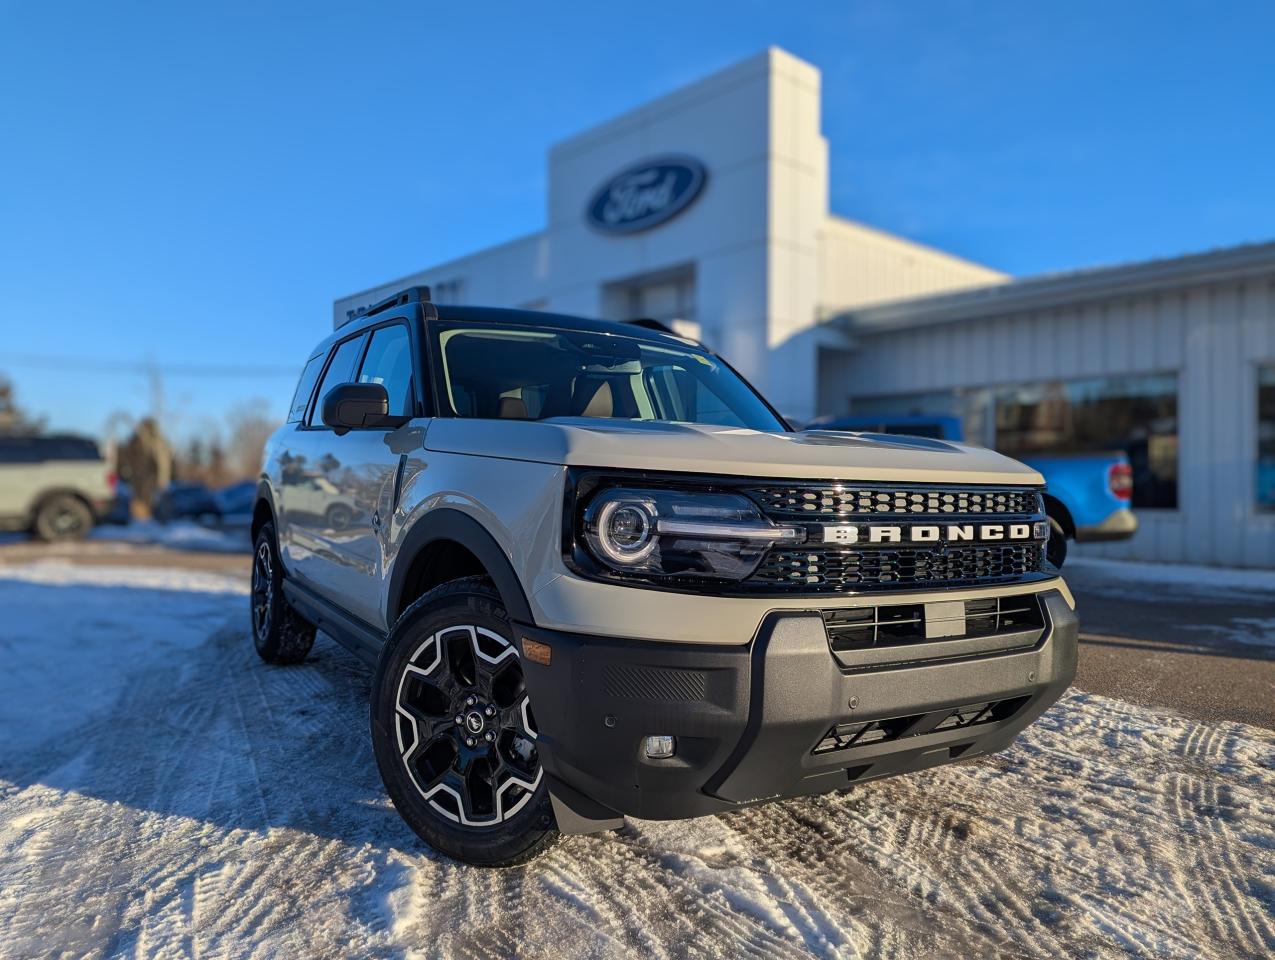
577, 380, 613, 418
498, 396, 529, 419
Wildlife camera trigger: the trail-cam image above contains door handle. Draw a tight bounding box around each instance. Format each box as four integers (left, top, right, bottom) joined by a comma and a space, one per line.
371, 509, 382, 531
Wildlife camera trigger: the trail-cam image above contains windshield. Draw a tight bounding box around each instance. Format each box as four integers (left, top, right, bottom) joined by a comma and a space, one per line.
431, 323, 786, 431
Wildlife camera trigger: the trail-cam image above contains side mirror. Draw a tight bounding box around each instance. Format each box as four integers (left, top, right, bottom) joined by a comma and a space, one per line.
321, 382, 408, 435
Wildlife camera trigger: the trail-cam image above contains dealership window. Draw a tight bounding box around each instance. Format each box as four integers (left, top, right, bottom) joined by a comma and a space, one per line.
1259, 365, 1275, 510
994, 373, 1179, 509
603, 265, 700, 342
851, 389, 993, 446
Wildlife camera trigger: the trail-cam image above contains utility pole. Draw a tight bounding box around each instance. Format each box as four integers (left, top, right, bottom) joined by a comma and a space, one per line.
146, 360, 172, 491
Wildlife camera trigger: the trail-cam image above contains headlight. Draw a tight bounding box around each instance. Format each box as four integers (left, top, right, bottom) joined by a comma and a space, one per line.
580, 486, 801, 582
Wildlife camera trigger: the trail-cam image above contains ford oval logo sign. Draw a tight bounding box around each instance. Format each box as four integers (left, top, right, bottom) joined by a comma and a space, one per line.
586, 156, 707, 235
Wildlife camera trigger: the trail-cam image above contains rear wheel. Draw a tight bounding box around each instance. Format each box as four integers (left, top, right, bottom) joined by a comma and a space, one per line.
371, 577, 556, 867
251, 522, 316, 664
33, 494, 93, 542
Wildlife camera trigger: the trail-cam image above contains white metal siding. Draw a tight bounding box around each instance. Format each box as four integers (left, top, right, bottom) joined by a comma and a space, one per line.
844, 276, 1275, 567
818, 216, 1007, 315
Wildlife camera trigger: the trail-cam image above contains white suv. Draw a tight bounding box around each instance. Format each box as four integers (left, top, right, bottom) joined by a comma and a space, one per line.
251, 285, 1077, 866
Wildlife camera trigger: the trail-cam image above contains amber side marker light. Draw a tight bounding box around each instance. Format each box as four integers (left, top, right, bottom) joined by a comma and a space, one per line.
521, 637, 552, 666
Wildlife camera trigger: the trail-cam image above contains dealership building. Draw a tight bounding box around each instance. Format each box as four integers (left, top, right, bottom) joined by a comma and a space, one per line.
335, 48, 1275, 568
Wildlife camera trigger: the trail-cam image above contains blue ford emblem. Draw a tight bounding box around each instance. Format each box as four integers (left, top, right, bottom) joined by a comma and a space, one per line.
586, 156, 707, 235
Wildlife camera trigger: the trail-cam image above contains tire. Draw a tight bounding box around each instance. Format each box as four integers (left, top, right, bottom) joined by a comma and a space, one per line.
371, 577, 557, 867
33, 494, 94, 542
251, 522, 316, 664
1046, 515, 1069, 569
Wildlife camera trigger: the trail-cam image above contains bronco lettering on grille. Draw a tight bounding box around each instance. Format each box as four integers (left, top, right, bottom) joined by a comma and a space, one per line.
822, 523, 1039, 545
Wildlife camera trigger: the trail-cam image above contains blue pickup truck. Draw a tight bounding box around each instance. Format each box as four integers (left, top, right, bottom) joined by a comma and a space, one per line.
807, 414, 1137, 568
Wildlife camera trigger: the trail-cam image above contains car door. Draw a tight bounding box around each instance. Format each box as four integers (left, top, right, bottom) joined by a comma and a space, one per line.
280, 331, 369, 593
306, 320, 426, 629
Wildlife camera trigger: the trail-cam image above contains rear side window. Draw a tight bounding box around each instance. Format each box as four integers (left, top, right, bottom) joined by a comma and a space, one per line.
307, 334, 367, 426
46, 437, 100, 460
357, 325, 416, 417
288, 354, 327, 423
0, 438, 40, 463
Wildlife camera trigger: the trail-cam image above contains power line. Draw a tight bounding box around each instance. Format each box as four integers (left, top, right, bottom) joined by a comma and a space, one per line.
2, 353, 299, 378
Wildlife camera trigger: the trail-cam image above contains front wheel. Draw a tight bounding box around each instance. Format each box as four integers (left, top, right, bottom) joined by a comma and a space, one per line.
371, 577, 556, 867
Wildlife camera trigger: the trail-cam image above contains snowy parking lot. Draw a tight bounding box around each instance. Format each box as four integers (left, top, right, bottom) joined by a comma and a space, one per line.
0, 559, 1273, 959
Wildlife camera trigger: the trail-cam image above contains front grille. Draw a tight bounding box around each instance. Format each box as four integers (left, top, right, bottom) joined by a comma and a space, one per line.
750, 543, 1042, 592
821, 593, 1046, 665
748, 484, 1041, 521
812, 696, 1032, 755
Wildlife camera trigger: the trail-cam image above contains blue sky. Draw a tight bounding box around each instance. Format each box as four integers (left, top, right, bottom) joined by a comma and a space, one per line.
2, 1, 1272, 439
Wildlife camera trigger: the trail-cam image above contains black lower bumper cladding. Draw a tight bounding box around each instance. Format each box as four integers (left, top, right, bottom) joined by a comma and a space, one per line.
516, 591, 1077, 822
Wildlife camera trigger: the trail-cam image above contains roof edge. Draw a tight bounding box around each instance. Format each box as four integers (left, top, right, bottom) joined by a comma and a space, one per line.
833, 239, 1275, 333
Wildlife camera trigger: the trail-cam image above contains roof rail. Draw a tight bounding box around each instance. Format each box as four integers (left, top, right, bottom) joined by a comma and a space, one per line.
354, 285, 432, 320
623, 317, 678, 336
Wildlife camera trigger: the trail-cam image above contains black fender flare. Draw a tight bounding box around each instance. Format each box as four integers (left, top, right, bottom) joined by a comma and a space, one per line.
1041, 493, 1075, 540
252, 481, 277, 541
388, 508, 534, 626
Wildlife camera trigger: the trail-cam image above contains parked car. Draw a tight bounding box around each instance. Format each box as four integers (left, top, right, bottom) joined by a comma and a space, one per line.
807, 414, 1137, 568
152, 482, 220, 524
250, 286, 1077, 866
213, 480, 257, 529
0, 434, 118, 541
103, 479, 133, 525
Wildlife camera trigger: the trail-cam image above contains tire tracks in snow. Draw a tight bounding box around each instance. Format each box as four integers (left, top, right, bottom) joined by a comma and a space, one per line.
2, 566, 1274, 959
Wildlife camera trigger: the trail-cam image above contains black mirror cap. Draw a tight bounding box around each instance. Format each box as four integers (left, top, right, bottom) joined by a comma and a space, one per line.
321, 382, 402, 434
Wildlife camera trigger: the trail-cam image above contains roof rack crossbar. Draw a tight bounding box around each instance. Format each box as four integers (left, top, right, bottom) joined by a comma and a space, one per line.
354, 285, 432, 319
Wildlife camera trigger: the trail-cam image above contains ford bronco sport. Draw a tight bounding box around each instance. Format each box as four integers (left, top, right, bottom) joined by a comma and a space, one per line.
251, 285, 1078, 866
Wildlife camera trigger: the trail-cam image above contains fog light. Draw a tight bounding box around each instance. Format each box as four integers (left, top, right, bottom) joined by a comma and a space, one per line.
644, 735, 676, 759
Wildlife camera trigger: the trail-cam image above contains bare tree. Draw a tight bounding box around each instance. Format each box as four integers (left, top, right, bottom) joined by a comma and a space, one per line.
0, 374, 47, 436
225, 400, 279, 481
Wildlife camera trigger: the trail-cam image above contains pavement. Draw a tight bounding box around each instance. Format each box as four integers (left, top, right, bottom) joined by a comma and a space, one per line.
1064, 557, 1275, 730
1, 533, 1271, 730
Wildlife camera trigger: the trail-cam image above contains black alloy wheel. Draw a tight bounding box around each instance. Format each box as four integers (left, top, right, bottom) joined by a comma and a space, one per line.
371, 577, 556, 866
392, 621, 541, 827
251, 538, 275, 641
250, 522, 316, 664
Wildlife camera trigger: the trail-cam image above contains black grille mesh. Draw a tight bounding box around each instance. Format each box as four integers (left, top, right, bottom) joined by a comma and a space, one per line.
750, 543, 1042, 592
748, 485, 1041, 520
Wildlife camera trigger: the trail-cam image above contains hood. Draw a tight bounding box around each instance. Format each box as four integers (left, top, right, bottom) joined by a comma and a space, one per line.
424, 418, 1044, 485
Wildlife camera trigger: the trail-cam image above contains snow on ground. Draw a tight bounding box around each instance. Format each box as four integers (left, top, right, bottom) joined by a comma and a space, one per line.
90, 520, 250, 554
0, 564, 1272, 959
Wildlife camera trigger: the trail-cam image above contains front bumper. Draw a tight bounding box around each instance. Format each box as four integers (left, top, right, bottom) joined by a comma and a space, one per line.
516, 590, 1077, 822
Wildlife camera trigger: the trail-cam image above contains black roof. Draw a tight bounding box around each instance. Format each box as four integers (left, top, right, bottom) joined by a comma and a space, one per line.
315, 301, 691, 359
434, 305, 681, 344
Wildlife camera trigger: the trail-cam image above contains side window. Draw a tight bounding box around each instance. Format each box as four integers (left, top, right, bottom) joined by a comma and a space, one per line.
307, 334, 367, 426
357, 325, 416, 418
288, 353, 327, 423
0, 438, 39, 464
41, 437, 100, 461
